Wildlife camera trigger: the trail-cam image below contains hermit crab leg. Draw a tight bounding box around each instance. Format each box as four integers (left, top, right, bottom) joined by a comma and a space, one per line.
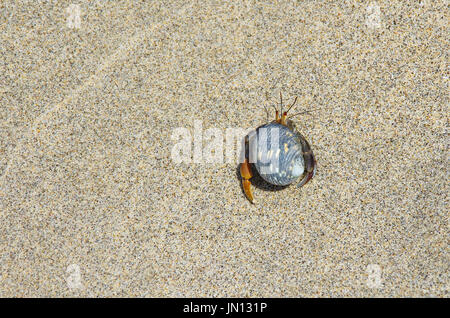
240, 158, 255, 203
296, 132, 317, 188
297, 151, 316, 188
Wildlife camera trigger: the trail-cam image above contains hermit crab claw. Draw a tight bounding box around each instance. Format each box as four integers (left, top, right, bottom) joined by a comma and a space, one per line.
240, 158, 255, 203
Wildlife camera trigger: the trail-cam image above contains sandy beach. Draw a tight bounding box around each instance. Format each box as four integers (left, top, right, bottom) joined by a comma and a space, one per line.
0, 1, 448, 297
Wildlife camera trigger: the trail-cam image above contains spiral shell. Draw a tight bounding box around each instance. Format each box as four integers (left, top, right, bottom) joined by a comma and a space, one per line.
249, 122, 305, 186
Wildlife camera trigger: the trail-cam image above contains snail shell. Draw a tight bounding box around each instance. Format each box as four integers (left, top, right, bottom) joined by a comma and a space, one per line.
249, 122, 305, 186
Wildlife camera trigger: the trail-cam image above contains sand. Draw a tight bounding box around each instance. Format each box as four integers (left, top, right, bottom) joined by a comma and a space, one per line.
0, 1, 448, 297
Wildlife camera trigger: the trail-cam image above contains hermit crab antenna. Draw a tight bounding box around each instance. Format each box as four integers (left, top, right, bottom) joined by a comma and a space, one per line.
280, 91, 283, 115
287, 108, 322, 118
263, 104, 270, 121
286, 96, 298, 114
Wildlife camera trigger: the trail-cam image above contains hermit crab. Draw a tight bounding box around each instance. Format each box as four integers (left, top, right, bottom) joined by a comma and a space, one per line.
240, 93, 316, 203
